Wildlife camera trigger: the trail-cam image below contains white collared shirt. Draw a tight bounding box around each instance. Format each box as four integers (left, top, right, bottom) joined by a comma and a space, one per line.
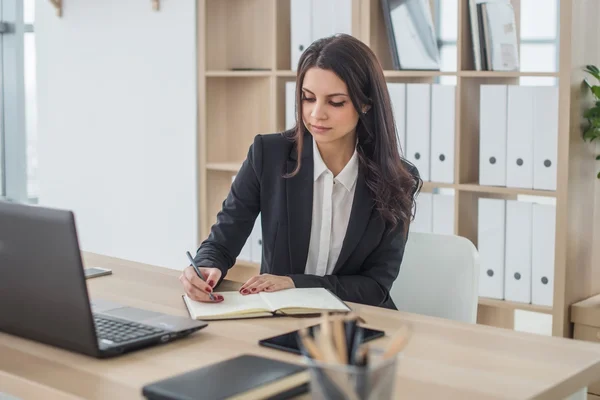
304, 139, 359, 276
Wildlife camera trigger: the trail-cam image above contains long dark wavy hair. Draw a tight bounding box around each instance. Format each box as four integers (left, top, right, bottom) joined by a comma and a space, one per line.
285, 34, 422, 234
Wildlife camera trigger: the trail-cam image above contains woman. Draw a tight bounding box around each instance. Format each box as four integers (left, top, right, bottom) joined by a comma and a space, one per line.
180, 34, 421, 309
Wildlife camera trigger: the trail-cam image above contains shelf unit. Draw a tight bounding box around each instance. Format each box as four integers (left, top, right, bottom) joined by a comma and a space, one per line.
197, 0, 600, 338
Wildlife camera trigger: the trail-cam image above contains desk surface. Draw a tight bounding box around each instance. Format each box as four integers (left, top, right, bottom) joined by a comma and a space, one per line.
2, 253, 600, 400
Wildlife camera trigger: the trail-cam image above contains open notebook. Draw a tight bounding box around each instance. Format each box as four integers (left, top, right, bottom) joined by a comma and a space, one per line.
182, 288, 351, 320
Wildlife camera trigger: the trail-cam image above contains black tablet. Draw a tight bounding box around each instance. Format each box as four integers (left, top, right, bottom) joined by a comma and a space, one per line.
258, 324, 385, 355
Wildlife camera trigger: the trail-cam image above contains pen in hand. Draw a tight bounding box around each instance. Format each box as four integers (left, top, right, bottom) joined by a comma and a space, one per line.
186, 251, 216, 302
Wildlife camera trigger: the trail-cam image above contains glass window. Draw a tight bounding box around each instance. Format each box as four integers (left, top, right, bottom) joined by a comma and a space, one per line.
437, 75, 457, 85
439, 44, 457, 72
0, 0, 37, 203
519, 76, 558, 86
520, 0, 558, 40
438, 0, 457, 42
24, 0, 35, 24
25, 31, 38, 201
520, 43, 557, 73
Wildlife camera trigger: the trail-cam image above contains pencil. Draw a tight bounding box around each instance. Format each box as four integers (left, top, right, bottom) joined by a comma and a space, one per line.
319, 313, 340, 364
382, 325, 411, 359
332, 317, 348, 364
298, 328, 324, 362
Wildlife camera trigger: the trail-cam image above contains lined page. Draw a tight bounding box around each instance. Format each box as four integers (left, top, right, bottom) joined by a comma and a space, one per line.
184, 291, 269, 319
260, 288, 349, 312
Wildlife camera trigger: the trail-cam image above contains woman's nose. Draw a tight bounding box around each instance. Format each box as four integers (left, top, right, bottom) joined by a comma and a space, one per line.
310, 102, 327, 120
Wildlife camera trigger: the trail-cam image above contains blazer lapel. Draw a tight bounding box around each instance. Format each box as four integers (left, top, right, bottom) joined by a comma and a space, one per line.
332, 167, 373, 274
286, 135, 314, 275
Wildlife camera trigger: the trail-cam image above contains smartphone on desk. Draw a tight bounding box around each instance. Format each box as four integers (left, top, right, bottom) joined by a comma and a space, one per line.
258, 324, 385, 355
84, 267, 113, 279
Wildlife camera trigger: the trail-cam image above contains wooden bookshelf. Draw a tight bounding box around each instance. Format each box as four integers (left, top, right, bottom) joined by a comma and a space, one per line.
478, 297, 553, 315
459, 71, 559, 78
457, 183, 557, 198
205, 70, 273, 77
197, 0, 600, 338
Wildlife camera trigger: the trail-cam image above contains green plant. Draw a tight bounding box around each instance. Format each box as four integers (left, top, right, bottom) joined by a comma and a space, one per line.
582, 64, 600, 179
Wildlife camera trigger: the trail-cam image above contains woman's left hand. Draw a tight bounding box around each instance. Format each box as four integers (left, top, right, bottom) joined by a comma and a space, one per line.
239, 274, 295, 295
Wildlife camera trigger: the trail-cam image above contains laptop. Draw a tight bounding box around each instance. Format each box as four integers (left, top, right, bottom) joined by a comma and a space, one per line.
0, 200, 208, 358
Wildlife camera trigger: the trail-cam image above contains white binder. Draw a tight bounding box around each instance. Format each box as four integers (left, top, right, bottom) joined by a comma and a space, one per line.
406, 84, 431, 181
506, 86, 534, 188
479, 84, 507, 186
430, 84, 455, 183
285, 81, 296, 130
291, 0, 352, 70
311, 0, 352, 41
311, 0, 334, 47
232, 175, 252, 262
477, 198, 506, 299
410, 192, 433, 233
332, 0, 352, 36
250, 213, 262, 264
532, 203, 556, 306
387, 83, 406, 155
290, 0, 312, 70
533, 86, 559, 191
432, 194, 455, 235
504, 200, 533, 303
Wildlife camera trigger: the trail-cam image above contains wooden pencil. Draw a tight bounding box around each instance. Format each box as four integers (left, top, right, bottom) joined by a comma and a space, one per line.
298, 328, 324, 362
332, 316, 348, 364
382, 325, 411, 360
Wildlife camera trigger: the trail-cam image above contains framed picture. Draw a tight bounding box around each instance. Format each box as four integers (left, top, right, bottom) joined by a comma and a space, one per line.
380, 0, 441, 70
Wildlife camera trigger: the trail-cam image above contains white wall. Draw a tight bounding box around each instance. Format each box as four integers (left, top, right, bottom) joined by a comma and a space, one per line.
35, 0, 197, 270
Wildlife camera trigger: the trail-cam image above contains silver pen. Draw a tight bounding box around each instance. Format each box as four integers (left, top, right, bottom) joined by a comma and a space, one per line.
186, 251, 216, 301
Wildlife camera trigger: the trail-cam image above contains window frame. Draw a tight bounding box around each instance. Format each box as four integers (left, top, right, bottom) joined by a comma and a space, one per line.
0, 0, 33, 203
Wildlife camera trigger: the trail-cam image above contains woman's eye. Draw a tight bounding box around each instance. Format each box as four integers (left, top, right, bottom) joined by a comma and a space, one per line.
330, 101, 345, 107
301, 96, 315, 102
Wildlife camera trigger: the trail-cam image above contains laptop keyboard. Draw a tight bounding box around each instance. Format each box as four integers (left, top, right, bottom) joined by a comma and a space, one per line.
94, 315, 166, 344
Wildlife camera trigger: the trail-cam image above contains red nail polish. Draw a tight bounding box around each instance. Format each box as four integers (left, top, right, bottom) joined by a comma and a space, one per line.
208, 280, 214, 287
252, 288, 257, 292
242, 289, 249, 294
207, 287, 212, 293
216, 295, 223, 301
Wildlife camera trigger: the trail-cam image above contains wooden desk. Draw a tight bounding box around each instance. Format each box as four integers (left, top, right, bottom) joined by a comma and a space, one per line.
2, 253, 600, 400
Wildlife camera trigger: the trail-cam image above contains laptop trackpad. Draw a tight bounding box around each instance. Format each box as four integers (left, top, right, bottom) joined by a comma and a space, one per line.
102, 306, 164, 322
90, 298, 125, 313
100, 306, 204, 332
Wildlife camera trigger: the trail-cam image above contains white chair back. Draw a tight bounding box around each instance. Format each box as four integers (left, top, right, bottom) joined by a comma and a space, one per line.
390, 232, 480, 324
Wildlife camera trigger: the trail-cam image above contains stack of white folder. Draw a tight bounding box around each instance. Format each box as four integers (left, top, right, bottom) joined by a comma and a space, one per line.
290, 0, 352, 70
389, 83, 456, 184
286, 82, 457, 184
478, 198, 556, 306
232, 175, 262, 264
410, 192, 455, 236
479, 84, 559, 191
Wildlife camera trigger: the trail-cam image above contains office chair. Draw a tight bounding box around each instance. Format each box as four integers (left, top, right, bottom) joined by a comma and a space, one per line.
390, 232, 480, 324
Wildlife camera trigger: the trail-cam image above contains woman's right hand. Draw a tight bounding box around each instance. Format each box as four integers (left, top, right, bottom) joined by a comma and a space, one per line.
179, 266, 223, 303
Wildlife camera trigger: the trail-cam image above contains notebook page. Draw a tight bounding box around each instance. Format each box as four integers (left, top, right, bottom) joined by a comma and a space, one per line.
260, 288, 350, 312
184, 291, 270, 318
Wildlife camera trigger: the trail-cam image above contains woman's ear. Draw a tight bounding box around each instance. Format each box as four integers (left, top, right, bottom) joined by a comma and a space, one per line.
362, 104, 371, 114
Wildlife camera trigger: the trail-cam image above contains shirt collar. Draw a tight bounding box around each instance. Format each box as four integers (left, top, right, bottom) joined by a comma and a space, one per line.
313, 138, 328, 182
313, 139, 359, 192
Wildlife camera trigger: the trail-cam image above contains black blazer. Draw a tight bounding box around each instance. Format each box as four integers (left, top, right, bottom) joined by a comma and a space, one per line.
194, 132, 419, 309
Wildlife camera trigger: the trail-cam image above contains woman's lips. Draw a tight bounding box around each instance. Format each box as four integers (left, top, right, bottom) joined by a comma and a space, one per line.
311, 124, 332, 134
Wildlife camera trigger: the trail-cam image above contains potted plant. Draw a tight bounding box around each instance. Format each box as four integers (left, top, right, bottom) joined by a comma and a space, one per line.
583, 64, 600, 179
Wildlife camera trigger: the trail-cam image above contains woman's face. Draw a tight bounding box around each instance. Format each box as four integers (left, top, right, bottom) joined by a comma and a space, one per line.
301, 67, 360, 146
